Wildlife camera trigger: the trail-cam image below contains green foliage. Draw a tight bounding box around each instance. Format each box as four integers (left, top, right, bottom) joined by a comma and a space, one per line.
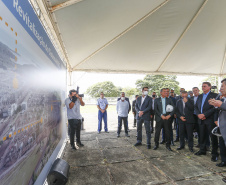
86, 81, 120, 98
122, 87, 140, 97
135, 75, 180, 96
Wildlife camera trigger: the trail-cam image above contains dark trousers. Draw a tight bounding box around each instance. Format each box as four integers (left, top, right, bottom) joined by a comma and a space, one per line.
150, 114, 154, 132
155, 119, 171, 147
68, 119, 81, 146
137, 119, 151, 145
133, 112, 136, 126
179, 122, 194, 148
162, 118, 174, 142
219, 136, 226, 162
199, 122, 219, 157
175, 118, 179, 139
117, 116, 128, 134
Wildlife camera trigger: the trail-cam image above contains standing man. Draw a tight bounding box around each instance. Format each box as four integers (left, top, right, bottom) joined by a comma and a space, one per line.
191, 87, 200, 147
116, 93, 130, 137
176, 91, 195, 152
194, 82, 219, 162
150, 92, 156, 133
97, 92, 109, 133
117, 92, 131, 130
65, 89, 85, 150
132, 95, 139, 127
134, 87, 152, 149
154, 88, 175, 151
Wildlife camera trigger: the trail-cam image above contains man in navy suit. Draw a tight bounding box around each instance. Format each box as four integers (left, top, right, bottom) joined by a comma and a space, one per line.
176, 91, 195, 152
194, 82, 219, 162
154, 88, 175, 151
134, 87, 152, 149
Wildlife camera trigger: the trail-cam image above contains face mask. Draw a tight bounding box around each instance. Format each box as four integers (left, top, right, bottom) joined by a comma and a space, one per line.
152, 95, 156, 98
143, 91, 148, 96
121, 97, 125, 101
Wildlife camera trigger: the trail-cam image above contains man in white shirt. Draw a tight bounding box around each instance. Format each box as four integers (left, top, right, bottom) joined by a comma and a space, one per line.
117, 93, 130, 137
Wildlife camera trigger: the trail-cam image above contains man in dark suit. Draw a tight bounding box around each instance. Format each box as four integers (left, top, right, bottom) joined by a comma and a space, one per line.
194, 82, 219, 162
134, 87, 152, 149
154, 88, 175, 151
132, 95, 139, 127
176, 91, 195, 152
150, 92, 156, 133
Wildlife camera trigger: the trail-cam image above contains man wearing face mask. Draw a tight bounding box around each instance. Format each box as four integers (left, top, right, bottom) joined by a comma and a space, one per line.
134, 87, 153, 149
65, 89, 85, 150
116, 92, 130, 137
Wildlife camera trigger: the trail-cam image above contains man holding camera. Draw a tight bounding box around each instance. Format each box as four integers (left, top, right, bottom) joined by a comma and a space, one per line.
65, 89, 85, 150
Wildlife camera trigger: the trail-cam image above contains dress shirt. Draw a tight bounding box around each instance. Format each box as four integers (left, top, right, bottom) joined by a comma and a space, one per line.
117, 100, 129, 117
161, 97, 166, 114
201, 91, 210, 113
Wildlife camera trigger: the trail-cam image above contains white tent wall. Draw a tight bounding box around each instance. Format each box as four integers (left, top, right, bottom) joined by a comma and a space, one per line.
36, 0, 226, 76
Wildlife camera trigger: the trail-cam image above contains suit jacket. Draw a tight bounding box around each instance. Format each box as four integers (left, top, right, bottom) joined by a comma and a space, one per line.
195, 91, 217, 124
135, 95, 152, 121
117, 97, 131, 113
132, 100, 136, 112
154, 97, 175, 122
170, 96, 176, 106
218, 102, 226, 146
176, 98, 195, 124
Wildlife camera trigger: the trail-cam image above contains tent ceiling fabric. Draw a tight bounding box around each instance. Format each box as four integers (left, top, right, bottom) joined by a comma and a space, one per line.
47, 0, 226, 76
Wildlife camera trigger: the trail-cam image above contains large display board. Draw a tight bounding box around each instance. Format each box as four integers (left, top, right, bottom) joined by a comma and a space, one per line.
0, 0, 67, 184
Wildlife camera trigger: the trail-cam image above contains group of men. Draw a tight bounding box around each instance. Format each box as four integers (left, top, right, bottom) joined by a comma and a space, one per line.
65, 80, 226, 183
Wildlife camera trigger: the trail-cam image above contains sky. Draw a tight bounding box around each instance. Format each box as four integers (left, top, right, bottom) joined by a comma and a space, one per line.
72, 72, 207, 94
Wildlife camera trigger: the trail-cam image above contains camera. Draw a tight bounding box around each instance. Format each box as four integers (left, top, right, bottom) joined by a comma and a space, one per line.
77, 86, 84, 97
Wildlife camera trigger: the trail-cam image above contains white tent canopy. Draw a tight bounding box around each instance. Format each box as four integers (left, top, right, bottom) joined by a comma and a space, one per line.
37, 0, 226, 76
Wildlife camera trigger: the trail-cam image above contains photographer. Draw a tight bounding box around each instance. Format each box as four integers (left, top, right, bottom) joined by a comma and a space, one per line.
65, 89, 85, 150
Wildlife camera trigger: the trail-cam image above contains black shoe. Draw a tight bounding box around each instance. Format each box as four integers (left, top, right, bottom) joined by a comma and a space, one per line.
105, 131, 109, 133
174, 138, 179, 142
171, 141, 175, 146
189, 147, 194, 153
222, 177, 226, 183
134, 143, 142, 146
71, 145, 76, 150
151, 131, 154, 133
147, 145, 151, 149
195, 144, 200, 148
117, 134, 120, 137
195, 151, 206, 156
78, 142, 84, 147
125, 133, 130, 137
160, 140, 165, 144
216, 162, 226, 167
153, 145, 158, 150
177, 146, 184, 150
166, 146, 173, 151
211, 156, 218, 162
133, 125, 136, 127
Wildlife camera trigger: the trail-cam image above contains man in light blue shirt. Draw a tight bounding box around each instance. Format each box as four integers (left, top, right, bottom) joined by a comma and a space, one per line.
116, 93, 130, 137
97, 92, 109, 133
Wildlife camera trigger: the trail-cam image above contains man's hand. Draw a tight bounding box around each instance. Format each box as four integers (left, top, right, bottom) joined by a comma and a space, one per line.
161, 115, 166, 120
208, 99, 223, 107
150, 115, 153, 119
101, 109, 105, 113
180, 116, 186, 122
198, 114, 205, 120
183, 97, 188, 103
214, 121, 219, 126
133, 112, 135, 115
165, 115, 171, 120
201, 116, 206, 120
174, 114, 177, 118
139, 111, 144, 117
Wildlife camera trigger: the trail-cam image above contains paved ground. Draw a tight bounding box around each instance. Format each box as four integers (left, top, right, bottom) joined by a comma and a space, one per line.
62, 106, 226, 185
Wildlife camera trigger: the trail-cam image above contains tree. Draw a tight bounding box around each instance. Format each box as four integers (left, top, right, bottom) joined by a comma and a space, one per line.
86, 81, 120, 98
122, 87, 140, 97
135, 75, 180, 96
